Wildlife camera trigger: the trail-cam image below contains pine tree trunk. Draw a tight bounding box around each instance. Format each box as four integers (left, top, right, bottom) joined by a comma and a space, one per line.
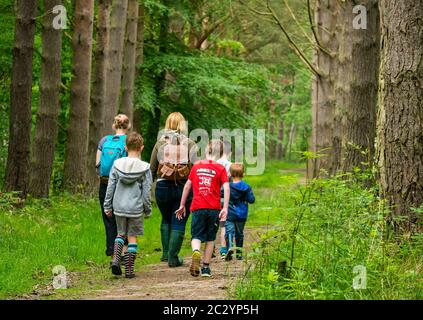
87, 0, 111, 190
277, 120, 284, 160
378, 0, 423, 234
133, 1, 145, 133
29, 0, 63, 198
121, 0, 139, 122
309, 0, 338, 179
4, 0, 38, 196
103, 0, 129, 129
63, 0, 95, 191
268, 98, 276, 159
337, 0, 379, 173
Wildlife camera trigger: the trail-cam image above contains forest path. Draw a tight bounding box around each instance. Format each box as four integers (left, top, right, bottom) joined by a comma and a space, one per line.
42, 164, 306, 300
76, 228, 262, 300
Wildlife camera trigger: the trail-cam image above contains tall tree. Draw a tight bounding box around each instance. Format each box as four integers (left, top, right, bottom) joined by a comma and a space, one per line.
337, 0, 379, 173
132, 1, 145, 133
87, 0, 111, 188
4, 0, 38, 196
63, 0, 95, 191
121, 0, 139, 122
103, 0, 128, 129
308, 0, 338, 178
378, 0, 423, 234
29, 0, 63, 198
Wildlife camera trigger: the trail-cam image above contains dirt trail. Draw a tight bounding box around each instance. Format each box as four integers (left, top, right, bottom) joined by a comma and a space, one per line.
44, 168, 304, 300
75, 228, 264, 300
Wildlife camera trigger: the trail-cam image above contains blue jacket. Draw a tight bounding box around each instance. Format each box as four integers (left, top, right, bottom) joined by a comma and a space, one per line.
222, 180, 255, 222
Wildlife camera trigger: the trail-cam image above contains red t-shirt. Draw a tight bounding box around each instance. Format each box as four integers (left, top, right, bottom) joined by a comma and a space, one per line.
189, 160, 229, 212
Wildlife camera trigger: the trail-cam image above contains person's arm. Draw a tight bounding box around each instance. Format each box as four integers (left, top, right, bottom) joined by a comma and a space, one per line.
149, 143, 159, 181
175, 180, 192, 220
103, 166, 118, 216
220, 182, 230, 221
142, 169, 153, 218
246, 186, 255, 204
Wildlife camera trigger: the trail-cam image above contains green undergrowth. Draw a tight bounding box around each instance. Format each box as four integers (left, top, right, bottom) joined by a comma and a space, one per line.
237, 166, 422, 300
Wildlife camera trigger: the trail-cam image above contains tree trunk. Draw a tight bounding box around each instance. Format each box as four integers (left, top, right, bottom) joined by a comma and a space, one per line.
120, 0, 139, 122
4, 0, 38, 196
378, 0, 423, 234
133, 1, 145, 133
29, 0, 63, 198
308, 0, 338, 179
337, 0, 379, 173
268, 98, 276, 159
87, 0, 111, 189
276, 119, 284, 160
103, 0, 129, 129
63, 0, 95, 191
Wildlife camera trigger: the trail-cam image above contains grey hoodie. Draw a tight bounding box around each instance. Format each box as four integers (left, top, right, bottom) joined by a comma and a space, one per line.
103, 157, 152, 218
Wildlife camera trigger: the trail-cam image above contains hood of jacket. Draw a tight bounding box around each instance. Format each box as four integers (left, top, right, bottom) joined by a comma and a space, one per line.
230, 180, 250, 201
114, 157, 150, 184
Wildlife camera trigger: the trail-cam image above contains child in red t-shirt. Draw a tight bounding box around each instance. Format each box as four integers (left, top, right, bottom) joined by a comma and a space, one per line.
176, 140, 230, 277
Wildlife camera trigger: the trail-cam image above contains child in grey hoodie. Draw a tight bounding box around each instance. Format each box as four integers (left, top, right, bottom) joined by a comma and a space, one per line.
104, 132, 152, 278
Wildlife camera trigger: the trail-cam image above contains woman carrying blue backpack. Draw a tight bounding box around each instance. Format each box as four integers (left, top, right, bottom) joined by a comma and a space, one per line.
96, 114, 130, 257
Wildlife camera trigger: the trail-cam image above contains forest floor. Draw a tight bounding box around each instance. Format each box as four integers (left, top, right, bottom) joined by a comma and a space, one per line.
53, 166, 306, 300
57, 228, 262, 300
2, 162, 306, 300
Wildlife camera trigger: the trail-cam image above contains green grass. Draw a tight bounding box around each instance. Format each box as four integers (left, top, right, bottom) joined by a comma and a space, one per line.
236, 164, 423, 300
0, 194, 192, 299
1, 161, 421, 300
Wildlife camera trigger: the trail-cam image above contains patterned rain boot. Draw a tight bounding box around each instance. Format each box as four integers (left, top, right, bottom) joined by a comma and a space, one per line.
124, 244, 138, 278
111, 236, 125, 275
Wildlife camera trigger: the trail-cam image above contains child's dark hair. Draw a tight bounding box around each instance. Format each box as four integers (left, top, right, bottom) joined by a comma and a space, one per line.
230, 163, 244, 178
126, 132, 144, 151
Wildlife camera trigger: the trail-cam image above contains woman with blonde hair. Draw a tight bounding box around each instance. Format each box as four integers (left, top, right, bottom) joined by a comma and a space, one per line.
96, 114, 131, 258
150, 112, 198, 267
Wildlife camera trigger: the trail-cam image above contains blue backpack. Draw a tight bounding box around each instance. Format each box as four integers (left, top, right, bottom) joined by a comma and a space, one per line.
99, 135, 127, 177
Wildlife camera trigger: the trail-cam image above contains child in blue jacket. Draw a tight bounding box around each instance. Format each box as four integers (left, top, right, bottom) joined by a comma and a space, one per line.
223, 163, 255, 261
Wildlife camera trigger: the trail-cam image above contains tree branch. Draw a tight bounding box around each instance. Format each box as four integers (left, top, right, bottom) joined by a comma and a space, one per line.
265, 0, 320, 76
196, 14, 231, 50
307, 0, 332, 57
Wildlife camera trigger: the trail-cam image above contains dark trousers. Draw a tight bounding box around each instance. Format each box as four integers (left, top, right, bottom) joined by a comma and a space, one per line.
155, 180, 192, 231
225, 220, 246, 249
99, 182, 117, 256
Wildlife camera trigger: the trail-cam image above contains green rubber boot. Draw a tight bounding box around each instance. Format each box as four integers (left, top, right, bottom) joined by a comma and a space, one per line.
168, 230, 185, 267
160, 224, 171, 262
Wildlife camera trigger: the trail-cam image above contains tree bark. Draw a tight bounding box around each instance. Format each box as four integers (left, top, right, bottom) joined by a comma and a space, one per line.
103, 0, 129, 129
87, 0, 111, 189
63, 0, 95, 191
29, 0, 63, 198
268, 97, 276, 159
337, 0, 379, 173
133, 1, 145, 133
308, 0, 338, 179
120, 0, 139, 122
4, 0, 38, 196
378, 0, 423, 234
276, 119, 284, 160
